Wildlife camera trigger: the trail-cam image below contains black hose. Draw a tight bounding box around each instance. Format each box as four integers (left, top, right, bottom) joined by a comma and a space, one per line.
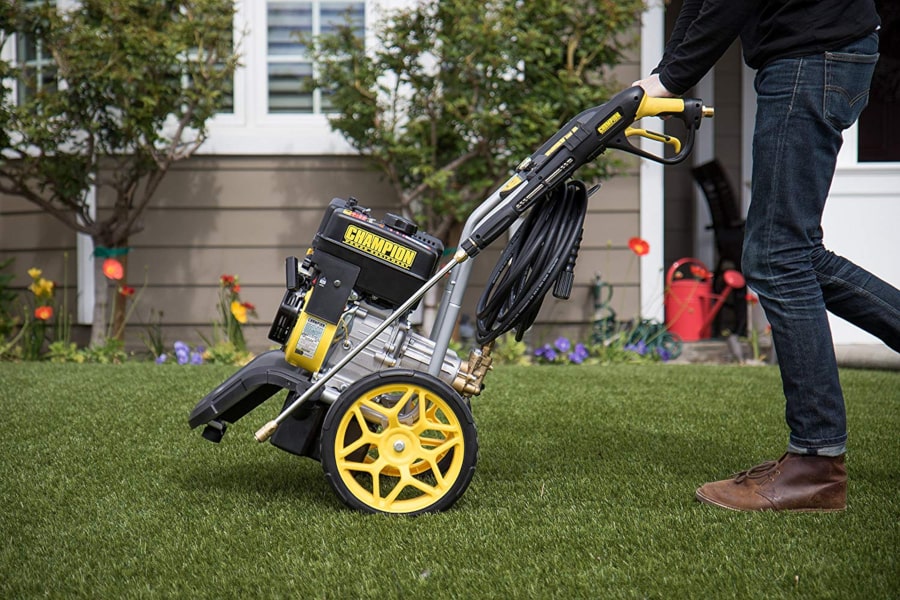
475, 180, 588, 344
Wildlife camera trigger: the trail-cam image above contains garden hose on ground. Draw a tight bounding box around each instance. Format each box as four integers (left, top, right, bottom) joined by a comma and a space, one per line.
475, 180, 589, 344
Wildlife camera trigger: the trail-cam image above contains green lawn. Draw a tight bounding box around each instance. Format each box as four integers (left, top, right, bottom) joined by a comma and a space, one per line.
1, 362, 897, 599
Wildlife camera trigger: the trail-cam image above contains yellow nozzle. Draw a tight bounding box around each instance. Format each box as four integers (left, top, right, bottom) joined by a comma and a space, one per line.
255, 420, 279, 442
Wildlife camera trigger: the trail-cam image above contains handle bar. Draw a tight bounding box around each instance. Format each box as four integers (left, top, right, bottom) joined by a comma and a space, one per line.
610, 95, 715, 165
460, 86, 713, 256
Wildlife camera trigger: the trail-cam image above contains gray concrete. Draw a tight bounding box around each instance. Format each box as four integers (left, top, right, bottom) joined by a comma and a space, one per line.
834, 344, 900, 371
672, 339, 899, 371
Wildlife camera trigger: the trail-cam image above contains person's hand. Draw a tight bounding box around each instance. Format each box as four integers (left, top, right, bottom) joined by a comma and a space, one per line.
631, 73, 676, 98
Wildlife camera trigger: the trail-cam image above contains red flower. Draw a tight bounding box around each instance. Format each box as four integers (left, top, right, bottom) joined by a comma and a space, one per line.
232, 284, 241, 293
220, 274, 235, 287
34, 305, 54, 321
628, 237, 650, 256
119, 285, 136, 297
241, 302, 255, 311
102, 258, 124, 280
689, 264, 711, 279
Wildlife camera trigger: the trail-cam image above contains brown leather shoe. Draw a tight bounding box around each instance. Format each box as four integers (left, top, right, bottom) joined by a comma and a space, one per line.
695, 453, 847, 512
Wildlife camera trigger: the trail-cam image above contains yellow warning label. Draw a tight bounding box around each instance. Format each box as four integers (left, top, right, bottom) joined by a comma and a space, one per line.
597, 111, 623, 135
343, 225, 417, 270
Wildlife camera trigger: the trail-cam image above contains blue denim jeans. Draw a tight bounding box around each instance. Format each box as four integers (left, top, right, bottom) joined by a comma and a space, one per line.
743, 31, 900, 457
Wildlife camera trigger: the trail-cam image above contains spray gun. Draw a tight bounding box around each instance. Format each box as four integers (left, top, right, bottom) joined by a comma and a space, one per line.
460, 85, 713, 258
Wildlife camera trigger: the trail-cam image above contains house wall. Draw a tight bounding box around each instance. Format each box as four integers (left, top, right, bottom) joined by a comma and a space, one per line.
1, 152, 644, 354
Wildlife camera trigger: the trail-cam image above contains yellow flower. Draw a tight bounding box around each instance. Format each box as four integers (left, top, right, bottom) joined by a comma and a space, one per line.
28, 267, 42, 279
29, 277, 55, 298
230, 300, 248, 324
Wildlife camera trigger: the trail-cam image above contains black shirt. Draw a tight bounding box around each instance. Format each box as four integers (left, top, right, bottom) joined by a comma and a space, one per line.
656, 0, 881, 95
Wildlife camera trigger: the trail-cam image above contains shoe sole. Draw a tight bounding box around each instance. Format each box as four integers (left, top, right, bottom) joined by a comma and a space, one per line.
694, 489, 846, 513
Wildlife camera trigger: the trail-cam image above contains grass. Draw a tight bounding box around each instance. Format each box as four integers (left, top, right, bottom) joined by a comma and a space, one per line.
0, 362, 897, 599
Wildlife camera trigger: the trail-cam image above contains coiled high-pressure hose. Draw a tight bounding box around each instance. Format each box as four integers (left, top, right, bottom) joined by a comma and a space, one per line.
475, 180, 589, 344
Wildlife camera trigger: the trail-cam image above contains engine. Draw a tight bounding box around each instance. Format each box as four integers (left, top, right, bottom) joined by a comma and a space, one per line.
267, 197, 489, 401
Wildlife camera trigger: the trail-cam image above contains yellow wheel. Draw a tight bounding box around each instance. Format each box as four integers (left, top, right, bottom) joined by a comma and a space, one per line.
320, 369, 477, 515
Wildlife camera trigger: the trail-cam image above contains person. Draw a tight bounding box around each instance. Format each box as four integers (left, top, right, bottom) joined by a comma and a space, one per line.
633, 0, 900, 512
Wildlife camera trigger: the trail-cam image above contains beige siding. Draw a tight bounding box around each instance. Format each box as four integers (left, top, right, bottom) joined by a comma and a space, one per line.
2, 46, 647, 354
2, 154, 644, 352
0, 196, 78, 315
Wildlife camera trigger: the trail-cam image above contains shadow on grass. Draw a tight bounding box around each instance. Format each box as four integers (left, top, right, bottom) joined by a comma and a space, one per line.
177, 444, 341, 510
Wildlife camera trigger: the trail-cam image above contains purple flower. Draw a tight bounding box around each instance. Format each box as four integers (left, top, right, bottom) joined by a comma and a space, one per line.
173, 340, 190, 364
155, 353, 168, 364
534, 344, 552, 359
554, 337, 571, 352
624, 340, 648, 356
656, 347, 672, 362
190, 351, 204, 365
568, 343, 590, 364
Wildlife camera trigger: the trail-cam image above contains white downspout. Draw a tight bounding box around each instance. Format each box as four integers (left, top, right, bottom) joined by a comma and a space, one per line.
693, 72, 715, 268
639, 2, 666, 321
76, 186, 95, 324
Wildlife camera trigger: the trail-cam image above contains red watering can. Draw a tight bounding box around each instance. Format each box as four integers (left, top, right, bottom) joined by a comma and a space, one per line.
664, 258, 745, 341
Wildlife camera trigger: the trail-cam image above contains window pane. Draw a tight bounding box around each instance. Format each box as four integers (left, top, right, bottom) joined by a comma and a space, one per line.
17, 33, 39, 62
17, 65, 57, 104
15, 24, 56, 104
268, 3, 312, 55
266, 1, 366, 115
268, 62, 313, 113
321, 2, 365, 37
213, 22, 236, 114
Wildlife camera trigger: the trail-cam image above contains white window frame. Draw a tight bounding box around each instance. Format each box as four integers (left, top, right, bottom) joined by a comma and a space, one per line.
837, 124, 900, 171
201, 0, 382, 156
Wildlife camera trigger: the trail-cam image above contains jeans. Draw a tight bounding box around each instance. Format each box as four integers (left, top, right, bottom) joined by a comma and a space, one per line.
743, 31, 900, 457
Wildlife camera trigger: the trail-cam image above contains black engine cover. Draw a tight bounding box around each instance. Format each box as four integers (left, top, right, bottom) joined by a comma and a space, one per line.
312, 198, 444, 308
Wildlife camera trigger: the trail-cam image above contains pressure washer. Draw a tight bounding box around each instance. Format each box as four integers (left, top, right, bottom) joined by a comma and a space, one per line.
188, 86, 713, 515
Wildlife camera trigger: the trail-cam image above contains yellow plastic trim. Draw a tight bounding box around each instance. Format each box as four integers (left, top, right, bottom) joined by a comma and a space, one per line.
500, 173, 524, 194
543, 126, 579, 157
283, 290, 338, 371
625, 126, 682, 153
635, 95, 685, 120
332, 382, 465, 514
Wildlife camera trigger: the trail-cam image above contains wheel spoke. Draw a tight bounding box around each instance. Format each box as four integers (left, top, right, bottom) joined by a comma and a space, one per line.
343, 456, 384, 475
422, 420, 458, 434
359, 398, 389, 423
423, 436, 460, 459
337, 435, 370, 460
381, 465, 410, 505
385, 388, 417, 427
404, 473, 440, 498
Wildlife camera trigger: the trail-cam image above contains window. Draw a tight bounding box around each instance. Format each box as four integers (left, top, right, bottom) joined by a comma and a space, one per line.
266, 0, 365, 114
15, 2, 58, 104
858, 0, 900, 162
187, 20, 236, 115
